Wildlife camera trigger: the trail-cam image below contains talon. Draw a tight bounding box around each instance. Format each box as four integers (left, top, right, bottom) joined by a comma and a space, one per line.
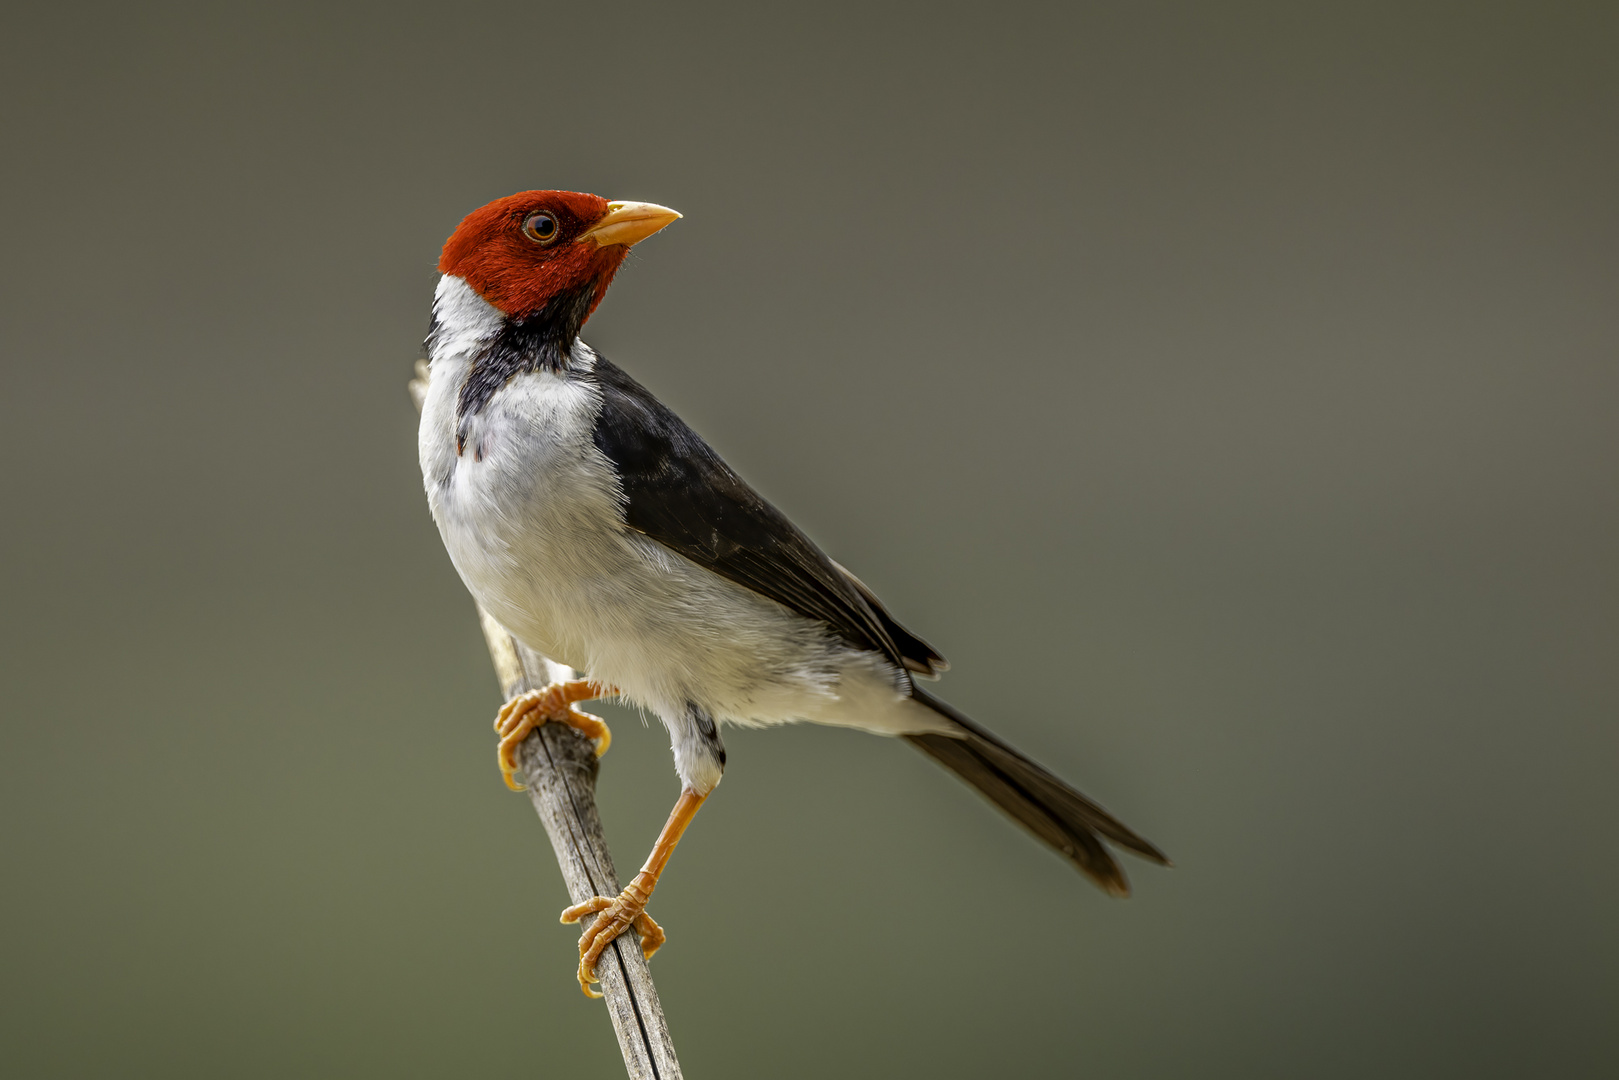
491, 681, 616, 789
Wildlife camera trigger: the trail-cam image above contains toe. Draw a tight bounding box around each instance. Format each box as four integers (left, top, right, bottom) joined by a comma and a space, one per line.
497, 733, 530, 790
494, 692, 531, 733
497, 704, 534, 740
568, 708, 612, 756
560, 896, 614, 925
634, 911, 665, 960
577, 922, 618, 988
498, 727, 529, 761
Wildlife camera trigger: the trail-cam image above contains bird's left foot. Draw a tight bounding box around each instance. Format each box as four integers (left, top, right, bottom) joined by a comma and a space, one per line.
559, 874, 665, 998
494, 680, 615, 791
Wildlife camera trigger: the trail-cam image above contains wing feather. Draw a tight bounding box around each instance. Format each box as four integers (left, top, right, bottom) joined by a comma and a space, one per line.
588, 357, 945, 677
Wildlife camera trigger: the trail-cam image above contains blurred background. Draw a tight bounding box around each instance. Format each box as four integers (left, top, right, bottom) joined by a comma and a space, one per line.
2, 2, 1615, 1076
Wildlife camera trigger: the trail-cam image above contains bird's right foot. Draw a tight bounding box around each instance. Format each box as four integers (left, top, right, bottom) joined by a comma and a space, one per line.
560, 879, 666, 998
494, 680, 614, 790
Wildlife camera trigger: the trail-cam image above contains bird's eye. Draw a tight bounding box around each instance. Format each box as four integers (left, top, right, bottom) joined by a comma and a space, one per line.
522, 212, 560, 244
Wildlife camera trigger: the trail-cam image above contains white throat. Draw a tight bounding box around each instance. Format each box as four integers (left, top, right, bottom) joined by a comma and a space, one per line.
429, 275, 505, 360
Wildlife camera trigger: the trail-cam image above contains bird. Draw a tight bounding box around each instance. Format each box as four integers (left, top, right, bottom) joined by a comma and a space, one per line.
417, 190, 1169, 997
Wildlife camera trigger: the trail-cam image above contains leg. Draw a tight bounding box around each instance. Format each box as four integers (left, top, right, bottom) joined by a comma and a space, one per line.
560, 788, 706, 998
494, 680, 615, 791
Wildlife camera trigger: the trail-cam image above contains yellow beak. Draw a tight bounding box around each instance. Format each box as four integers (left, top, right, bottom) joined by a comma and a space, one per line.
579, 200, 682, 248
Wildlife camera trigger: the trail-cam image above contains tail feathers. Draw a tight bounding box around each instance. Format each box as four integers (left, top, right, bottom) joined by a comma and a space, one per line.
905, 688, 1169, 897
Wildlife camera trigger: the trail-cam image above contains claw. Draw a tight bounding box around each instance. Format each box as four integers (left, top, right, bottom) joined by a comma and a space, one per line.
577, 957, 604, 998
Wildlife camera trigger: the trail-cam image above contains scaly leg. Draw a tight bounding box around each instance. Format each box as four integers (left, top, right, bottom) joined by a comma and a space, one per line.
493, 680, 615, 791
560, 788, 707, 997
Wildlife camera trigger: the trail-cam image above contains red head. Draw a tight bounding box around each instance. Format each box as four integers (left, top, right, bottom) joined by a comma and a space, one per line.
439, 190, 680, 323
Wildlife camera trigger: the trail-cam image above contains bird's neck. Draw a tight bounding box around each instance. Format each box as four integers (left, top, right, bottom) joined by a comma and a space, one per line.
428, 274, 596, 422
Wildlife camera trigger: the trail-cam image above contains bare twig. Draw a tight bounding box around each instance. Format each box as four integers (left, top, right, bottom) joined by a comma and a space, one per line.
412, 364, 683, 1080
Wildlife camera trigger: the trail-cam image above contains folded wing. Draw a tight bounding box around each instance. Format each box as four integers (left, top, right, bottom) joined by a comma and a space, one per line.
588, 356, 945, 678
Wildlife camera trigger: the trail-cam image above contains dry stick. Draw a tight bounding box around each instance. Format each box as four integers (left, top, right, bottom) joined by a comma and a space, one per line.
411, 366, 683, 1080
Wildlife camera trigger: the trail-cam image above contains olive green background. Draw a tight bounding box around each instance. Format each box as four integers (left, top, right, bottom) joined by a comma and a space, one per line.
2, 2, 1615, 1077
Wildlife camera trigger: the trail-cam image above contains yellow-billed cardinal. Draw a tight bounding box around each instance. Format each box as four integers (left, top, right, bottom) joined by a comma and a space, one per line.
418, 190, 1168, 996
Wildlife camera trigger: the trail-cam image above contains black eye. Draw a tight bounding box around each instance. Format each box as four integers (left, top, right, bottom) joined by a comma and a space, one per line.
522, 212, 560, 244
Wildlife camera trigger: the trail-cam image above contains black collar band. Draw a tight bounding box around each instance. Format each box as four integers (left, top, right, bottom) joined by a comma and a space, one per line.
455, 282, 597, 420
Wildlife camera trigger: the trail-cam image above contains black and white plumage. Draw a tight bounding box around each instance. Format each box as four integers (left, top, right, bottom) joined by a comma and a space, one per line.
418, 191, 1167, 897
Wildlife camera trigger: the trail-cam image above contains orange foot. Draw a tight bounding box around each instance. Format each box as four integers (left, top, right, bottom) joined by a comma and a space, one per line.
493, 680, 614, 791
560, 875, 666, 998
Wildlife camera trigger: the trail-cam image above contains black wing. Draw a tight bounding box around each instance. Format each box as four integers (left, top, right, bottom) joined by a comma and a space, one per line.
588, 357, 946, 677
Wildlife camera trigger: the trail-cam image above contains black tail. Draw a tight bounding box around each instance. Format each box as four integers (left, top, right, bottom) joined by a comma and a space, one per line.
904, 687, 1169, 896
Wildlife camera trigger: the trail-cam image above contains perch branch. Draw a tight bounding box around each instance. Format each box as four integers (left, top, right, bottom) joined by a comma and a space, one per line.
411, 363, 683, 1080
